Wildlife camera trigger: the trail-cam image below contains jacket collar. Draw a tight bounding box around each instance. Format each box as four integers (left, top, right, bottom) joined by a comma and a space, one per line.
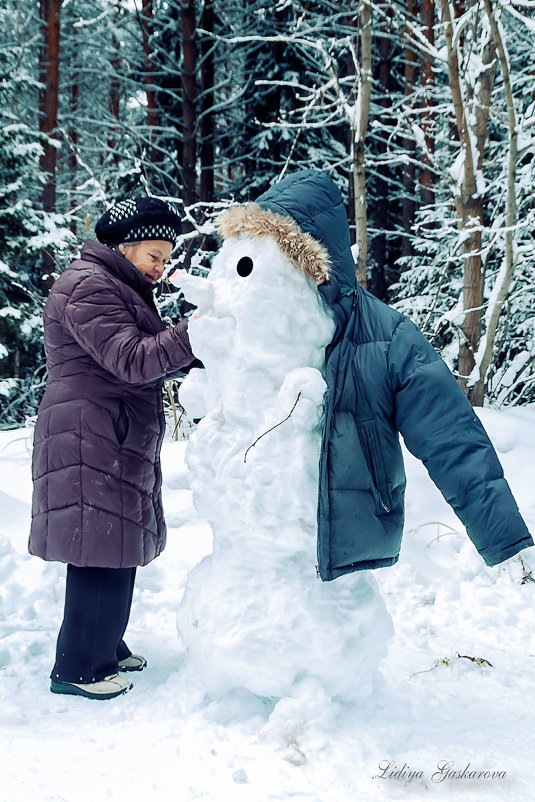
80, 239, 155, 305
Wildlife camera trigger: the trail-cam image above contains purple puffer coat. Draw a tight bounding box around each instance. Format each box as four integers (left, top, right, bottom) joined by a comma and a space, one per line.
29, 240, 194, 568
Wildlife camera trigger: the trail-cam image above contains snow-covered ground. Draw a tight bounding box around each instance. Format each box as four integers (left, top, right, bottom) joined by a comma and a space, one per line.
1, 406, 534, 802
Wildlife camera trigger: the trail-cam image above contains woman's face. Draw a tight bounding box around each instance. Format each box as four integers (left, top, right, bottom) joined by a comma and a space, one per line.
118, 240, 173, 283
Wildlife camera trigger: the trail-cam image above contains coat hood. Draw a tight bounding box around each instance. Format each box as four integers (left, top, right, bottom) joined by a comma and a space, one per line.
217, 170, 357, 305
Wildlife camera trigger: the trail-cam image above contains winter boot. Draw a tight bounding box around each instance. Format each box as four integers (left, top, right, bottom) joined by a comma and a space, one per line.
118, 654, 147, 672
50, 673, 133, 700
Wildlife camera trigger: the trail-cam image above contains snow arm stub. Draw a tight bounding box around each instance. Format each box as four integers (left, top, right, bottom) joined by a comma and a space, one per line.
277, 367, 328, 430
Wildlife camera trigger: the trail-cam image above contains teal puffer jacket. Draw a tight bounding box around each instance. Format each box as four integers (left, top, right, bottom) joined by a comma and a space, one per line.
257, 170, 532, 581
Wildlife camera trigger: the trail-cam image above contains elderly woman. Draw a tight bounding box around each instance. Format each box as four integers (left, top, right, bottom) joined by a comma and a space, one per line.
29, 197, 195, 700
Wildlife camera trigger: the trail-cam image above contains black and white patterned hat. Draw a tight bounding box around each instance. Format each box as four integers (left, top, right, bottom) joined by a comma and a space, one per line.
95, 197, 181, 247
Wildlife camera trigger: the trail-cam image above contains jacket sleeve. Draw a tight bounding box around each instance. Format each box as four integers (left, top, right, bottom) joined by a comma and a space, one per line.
387, 317, 533, 566
63, 274, 195, 384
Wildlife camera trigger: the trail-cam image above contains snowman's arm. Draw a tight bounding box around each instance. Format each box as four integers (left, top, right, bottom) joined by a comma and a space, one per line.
279, 367, 326, 400
277, 367, 327, 429
179, 366, 210, 419
169, 271, 214, 314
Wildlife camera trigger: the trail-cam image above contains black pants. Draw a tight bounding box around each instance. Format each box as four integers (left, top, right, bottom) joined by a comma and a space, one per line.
51, 565, 136, 684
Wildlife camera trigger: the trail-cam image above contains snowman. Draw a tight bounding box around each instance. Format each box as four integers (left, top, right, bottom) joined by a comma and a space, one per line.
175, 174, 393, 709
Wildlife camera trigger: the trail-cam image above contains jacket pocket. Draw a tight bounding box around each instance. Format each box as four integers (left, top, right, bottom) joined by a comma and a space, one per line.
113, 400, 130, 446
357, 419, 392, 514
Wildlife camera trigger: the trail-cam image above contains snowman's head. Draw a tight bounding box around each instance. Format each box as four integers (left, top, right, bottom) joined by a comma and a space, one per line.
179, 225, 335, 388
217, 203, 331, 287
184, 201, 336, 369
206, 233, 333, 352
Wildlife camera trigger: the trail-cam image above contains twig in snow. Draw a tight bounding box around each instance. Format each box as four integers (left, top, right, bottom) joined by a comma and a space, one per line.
456, 653, 493, 668
410, 652, 493, 679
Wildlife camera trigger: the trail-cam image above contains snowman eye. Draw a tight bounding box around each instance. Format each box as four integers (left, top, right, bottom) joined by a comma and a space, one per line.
236, 256, 253, 277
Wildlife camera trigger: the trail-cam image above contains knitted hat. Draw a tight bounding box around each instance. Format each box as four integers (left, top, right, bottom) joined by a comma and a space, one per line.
95, 197, 181, 247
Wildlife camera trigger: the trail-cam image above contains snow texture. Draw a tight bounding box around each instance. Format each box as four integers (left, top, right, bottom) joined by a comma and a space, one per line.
0, 405, 534, 799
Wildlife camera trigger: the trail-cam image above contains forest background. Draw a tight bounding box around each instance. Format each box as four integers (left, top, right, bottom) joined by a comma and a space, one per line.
1, 0, 535, 426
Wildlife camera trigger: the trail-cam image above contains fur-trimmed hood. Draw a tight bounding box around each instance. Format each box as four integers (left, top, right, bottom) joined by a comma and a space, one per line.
217, 170, 357, 303
217, 202, 331, 285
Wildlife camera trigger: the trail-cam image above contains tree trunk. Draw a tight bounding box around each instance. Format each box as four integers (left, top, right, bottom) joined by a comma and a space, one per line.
459, 32, 495, 404
420, 0, 435, 207
353, 1, 372, 288
108, 58, 121, 171
345, 2, 358, 240
457, 202, 484, 398
66, 3, 79, 230
401, 0, 418, 260
199, 0, 214, 204
154, 0, 183, 197
368, 7, 392, 301
181, 0, 197, 212
440, 0, 495, 403
108, 13, 122, 176
39, 0, 61, 214
39, 0, 61, 290
141, 0, 160, 181
68, 76, 78, 231
470, 0, 519, 405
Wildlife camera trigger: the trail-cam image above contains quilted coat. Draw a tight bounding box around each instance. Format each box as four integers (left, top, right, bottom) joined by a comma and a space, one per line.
29, 240, 194, 568
256, 170, 533, 581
